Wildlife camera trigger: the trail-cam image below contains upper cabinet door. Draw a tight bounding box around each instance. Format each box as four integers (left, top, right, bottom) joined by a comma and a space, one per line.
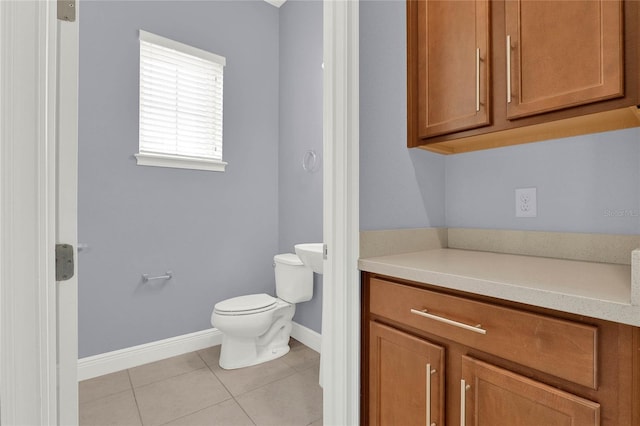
412, 0, 491, 139
505, 0, 624, 120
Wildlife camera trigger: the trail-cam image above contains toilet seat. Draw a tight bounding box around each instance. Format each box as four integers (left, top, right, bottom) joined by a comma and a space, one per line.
214, 293, 277, 316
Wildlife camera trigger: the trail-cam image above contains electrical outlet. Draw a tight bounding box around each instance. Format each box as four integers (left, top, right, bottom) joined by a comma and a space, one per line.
515, 187, 537, 218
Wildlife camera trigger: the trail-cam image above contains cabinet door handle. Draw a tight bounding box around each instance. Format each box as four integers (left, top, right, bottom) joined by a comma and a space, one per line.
410, 309, 487, 335
506, 35, 512, 103
460, 379, 470, 426
475, 48, 480, 112
426, 364, 436, 426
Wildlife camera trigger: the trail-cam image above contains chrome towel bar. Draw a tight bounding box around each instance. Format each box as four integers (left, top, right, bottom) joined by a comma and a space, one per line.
142, 271, 172, 282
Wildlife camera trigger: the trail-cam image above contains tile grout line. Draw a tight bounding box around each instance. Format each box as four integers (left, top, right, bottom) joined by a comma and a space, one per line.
232, 367, 322, 426
126, 369, 145, 426
228, 370, 303, 426
155, 397, 236, 426
198, 348, 301, 398
78, 389, 127, 406
196, 350, 257, 425
232, 394, 258, 426
132, 365, 212, 390
78, 370, 136, 406
135, 365, 232, 425
80, 345, 320, 426
307, 417, 323, 426
127, 352, 210, 389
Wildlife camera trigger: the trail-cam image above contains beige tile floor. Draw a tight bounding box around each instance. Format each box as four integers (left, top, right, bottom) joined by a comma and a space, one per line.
79, 339, 323, 426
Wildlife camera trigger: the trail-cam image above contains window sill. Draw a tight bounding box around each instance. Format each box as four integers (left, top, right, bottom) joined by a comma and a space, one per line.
135, 153, 227, 172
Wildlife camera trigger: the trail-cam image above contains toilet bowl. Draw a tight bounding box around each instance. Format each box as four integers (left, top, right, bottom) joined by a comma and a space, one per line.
211, 253, 313, 369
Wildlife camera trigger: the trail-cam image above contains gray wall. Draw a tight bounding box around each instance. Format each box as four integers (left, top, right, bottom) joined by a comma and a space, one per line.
446, 129, 640, 234
360, 0, 447, 231
278, 0, 324, 333
360, 0, 640, 236
78, 1, 281, 357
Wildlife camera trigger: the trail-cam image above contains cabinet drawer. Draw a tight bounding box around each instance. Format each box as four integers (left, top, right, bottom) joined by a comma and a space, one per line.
370, 277, 598, 389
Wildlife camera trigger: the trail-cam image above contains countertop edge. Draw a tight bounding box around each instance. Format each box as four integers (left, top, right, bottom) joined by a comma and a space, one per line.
359, 250, 640, 327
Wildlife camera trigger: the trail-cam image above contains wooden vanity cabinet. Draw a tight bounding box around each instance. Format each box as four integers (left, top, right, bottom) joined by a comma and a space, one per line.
407, 0, 640, 154
361, 272, 640, 426
369, 322, 445, 426
462, 356, 600, 426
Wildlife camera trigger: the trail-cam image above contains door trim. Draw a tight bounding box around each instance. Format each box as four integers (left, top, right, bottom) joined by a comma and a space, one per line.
0, 0, 59, 423
323, 1, 360, 424
0, 1, 362, 424
57, 2, 80, 423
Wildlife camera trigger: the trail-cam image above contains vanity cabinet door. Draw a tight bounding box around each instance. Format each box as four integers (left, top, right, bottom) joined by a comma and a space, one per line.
369, 321, 445, 426
505, 0, 624, 120
410, 0, 491, 141
461, 356, 600, 426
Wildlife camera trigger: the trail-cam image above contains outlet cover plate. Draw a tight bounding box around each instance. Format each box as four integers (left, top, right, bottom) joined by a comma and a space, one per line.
515, 187, 537, 218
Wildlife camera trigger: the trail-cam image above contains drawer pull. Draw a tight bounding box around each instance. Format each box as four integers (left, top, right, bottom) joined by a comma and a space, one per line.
410, 309, 487, 335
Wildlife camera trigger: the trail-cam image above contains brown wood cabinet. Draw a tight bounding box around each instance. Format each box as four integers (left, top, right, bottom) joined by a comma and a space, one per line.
407, 0, 640, 154
369, 322, 445, 426
462, 356, 600, 426
412, 0, 491, 138
361, 273, 640, 425
505, 0, 623, 120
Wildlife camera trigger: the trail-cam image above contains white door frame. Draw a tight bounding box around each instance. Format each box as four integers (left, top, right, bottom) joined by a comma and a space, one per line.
1, 0, 79, 424
0, 0, 59, 424
0, 0, 359, 424
57, 2, 80, 424
323, 1, 360, 425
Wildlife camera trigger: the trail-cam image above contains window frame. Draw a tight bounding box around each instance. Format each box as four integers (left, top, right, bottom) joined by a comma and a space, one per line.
135, 30, 227, 172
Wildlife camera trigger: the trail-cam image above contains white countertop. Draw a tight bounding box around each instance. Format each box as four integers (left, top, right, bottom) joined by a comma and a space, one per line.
359, 248, 640, 327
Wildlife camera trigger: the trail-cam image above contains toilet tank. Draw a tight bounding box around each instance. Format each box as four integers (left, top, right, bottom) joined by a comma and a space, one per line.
273, 253, 313, 303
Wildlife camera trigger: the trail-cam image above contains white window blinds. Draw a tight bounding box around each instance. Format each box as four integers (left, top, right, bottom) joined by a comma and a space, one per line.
137, 30, 227, 171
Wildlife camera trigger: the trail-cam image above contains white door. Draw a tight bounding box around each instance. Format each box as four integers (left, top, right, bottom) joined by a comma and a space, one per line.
0, 0, 78, 424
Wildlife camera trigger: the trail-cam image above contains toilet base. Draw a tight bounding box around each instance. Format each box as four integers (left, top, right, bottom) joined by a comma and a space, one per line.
218, 335, 291, 370
218, 302, 296, 370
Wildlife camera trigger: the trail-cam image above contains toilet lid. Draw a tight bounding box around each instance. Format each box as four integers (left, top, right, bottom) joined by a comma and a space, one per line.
214, 293, 277, 314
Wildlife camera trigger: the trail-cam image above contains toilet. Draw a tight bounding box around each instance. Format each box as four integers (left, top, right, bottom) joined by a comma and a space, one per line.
211, 253, 313, 369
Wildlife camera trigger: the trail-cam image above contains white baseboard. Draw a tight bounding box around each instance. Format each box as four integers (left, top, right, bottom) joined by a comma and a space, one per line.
78, 328, 223, 381
291, 321, 322, 353
78, 322, 322, 381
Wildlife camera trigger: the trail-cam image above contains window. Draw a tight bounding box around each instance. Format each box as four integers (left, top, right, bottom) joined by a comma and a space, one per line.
136, 30, 227, 172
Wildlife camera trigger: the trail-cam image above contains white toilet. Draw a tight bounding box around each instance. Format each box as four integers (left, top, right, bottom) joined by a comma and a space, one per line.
211, 253, 313, 369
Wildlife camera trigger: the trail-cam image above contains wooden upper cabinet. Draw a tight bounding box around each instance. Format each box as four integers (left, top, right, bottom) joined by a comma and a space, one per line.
461, 356, 600, 426
505, 0, 624, 119
369, 322, 445, 426
407, 0, 640, 153
410, 0, 491, 140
